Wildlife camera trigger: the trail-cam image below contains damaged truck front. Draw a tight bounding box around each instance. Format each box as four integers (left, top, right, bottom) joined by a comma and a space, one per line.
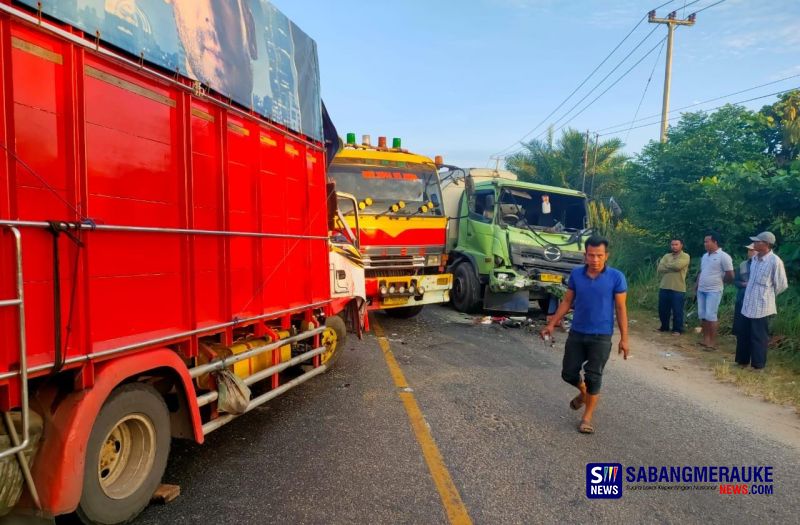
440, 168, 592, 313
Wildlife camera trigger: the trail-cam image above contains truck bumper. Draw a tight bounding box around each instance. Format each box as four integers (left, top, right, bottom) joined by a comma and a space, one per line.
366, 274, 452, 310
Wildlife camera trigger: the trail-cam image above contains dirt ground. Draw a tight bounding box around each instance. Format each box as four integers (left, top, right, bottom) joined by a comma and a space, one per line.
619, 323, 800, 451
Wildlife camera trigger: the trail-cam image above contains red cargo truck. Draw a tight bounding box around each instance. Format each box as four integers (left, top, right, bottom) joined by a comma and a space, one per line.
0, 2, 363, 523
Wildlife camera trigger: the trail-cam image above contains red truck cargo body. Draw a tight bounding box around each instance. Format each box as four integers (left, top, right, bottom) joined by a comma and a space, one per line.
0, 12, 330, 410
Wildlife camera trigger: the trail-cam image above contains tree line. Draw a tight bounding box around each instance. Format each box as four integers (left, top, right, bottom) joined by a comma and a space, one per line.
506, 90, 800, 282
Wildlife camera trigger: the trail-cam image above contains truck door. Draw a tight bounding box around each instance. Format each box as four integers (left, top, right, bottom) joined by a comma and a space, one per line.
463, 189, 497, 275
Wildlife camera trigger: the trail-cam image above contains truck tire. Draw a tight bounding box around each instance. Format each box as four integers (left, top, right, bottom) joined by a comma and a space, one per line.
451, 262, 481, 313
77, 383, 170, 525
385, 305, 424, 319
321, 314, 347, 370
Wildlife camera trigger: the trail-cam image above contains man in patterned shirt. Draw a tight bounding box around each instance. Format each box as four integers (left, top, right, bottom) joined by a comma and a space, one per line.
736, 232, 789, 370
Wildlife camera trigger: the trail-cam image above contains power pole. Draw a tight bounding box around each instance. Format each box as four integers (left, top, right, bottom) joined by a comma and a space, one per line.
589, 133, 599, 197
581, 129, 590, 193
649, 10, 696, 143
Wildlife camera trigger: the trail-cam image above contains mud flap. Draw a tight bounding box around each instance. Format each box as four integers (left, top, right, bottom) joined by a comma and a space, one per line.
483, 289, 529, 313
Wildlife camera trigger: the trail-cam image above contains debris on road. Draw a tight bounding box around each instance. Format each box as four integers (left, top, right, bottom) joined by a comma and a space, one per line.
151, 484, 181, 505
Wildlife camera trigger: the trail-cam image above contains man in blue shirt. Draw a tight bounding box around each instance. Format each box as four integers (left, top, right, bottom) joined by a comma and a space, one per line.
541, 236, 630, 434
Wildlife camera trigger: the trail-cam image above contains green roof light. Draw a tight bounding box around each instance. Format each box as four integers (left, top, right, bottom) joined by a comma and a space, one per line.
392, 137, 402, 148
346, 133, 356, 145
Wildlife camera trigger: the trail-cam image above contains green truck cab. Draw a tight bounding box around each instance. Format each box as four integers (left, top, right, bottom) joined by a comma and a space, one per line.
440, 167, 592, 313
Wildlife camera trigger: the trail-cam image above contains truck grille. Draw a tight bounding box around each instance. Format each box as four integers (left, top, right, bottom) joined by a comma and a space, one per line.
510, 245, 584, 273
363, 255, 425, 272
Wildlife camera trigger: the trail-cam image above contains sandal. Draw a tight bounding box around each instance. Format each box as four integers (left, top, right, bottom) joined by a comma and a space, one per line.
578, 420, 595, 434
569, 395, 584, 410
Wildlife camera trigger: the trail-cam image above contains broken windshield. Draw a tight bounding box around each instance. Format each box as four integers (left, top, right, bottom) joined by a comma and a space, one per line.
497, 187, 587, 232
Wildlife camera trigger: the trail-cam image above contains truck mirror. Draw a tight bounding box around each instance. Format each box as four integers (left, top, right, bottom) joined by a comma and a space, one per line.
486, 194, 495, 209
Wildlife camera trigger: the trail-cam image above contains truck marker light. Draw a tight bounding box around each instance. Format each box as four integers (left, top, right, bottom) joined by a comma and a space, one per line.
398, 201, 406, 209
365, 197, 374, 206
378, 136, 387, 148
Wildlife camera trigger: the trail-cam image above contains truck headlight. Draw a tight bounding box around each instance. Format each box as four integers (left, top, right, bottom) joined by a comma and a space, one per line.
497, 273, 509, 281
426, 254, 441, 267
389, 285, 396, 294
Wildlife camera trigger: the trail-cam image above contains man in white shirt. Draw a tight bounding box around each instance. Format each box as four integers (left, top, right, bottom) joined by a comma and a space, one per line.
736, 231, 789, 370
695, 232, 734, 349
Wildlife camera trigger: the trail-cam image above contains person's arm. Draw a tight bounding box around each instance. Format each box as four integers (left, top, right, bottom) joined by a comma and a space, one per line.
657, 256, 668, 275
541, 289, 574, 338
615, 292, 629, 359
722, 254, 735, 284
671, 252, 690, 271
734, 271, 747, 289
775, 259, 789, 296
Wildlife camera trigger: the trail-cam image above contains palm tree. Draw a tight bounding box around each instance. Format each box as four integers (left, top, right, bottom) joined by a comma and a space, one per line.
505, 128, 626, 199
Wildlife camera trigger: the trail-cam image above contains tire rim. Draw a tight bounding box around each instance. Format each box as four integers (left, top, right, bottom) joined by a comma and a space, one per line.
453, 276, 465, 301
97, 414, 157, 500
321, 327, 338, 365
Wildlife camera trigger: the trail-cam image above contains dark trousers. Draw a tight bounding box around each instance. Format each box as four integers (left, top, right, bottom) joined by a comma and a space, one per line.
562, 331, 613, 395
658, 289, 685, 333
735, 316, 770, 369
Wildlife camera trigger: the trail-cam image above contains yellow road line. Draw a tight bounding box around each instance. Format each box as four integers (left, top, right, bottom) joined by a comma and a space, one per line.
371, 316, 473, 525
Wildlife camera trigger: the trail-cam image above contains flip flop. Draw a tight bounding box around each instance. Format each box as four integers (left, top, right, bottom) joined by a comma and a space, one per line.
578, 420, 594, 434
569, 396, 584, 410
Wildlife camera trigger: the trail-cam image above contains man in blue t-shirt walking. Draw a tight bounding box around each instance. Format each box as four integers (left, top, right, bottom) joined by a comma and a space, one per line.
541, 236, 630, 434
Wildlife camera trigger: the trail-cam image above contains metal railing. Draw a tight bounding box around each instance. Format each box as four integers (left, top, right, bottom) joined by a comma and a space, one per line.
0, 226, 30, 460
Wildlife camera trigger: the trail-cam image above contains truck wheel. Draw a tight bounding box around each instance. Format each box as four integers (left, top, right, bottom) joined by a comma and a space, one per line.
451, 262, 481, 313
77, 383, 170, 525
321, 314, 347, 370
385, 305, 424, 319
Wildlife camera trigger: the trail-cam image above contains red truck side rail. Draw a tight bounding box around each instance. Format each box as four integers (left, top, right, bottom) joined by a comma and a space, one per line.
0, 3, 347, 520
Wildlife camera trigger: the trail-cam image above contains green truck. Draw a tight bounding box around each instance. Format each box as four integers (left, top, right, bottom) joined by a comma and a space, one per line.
440, 167, 593, 313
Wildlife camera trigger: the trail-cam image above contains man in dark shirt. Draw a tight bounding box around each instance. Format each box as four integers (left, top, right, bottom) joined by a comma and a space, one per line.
541, 236, 630, 434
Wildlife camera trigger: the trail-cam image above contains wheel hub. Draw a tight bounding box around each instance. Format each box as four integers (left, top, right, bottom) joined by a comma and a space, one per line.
97, 414, 157, 500
321, 327, 338, 365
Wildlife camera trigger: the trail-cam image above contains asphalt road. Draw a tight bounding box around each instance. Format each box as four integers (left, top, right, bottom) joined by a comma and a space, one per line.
133, 305, 800, 525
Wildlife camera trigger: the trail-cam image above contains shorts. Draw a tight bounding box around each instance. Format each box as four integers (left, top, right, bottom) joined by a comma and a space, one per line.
697, 290, 722, 322
561, 331, 613, 395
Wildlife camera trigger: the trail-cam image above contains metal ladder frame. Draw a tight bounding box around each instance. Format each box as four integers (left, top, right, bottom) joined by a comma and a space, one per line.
0, 225, 30, 460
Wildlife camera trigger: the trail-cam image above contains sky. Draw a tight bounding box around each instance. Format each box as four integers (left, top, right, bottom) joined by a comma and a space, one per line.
277, 0, 800, 168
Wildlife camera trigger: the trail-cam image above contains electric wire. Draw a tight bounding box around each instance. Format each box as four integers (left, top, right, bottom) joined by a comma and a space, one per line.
624, 38, 667, 144
691, 0, 726, 16
596, 73, 800, 133
491, 0, 677, 158
503, 34, 667, 160
597, 86, 799, 137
